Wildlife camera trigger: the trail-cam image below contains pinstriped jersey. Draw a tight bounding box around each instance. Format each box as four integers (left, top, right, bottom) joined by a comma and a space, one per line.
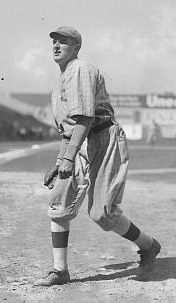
51, 58, 115, 137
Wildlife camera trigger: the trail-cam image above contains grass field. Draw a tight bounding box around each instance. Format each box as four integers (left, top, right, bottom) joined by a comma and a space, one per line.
0, 141, 176, 183
0, 141, 176, 171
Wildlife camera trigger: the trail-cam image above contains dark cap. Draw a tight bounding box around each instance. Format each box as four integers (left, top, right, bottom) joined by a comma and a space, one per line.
49, 26, 82, 46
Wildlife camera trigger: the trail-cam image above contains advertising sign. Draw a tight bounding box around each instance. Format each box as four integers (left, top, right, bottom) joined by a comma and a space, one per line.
146, 94, 176, 108
110, 94, 176, 108
110, 94, 145, 108
143, 109, 176, 126
160, 125, 176, 138
123, 124, 143, 140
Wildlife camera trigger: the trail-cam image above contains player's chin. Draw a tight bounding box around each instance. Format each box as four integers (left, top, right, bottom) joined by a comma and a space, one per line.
54, 56, 61, 63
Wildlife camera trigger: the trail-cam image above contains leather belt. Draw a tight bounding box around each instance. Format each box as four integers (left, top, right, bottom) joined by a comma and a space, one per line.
62, 120, 114, 140
90, 120, 114, 134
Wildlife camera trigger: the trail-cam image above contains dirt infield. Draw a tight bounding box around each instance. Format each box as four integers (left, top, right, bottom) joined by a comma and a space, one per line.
0, 144, 176, 302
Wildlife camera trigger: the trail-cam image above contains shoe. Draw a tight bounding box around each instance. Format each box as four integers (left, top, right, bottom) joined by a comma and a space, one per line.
34, 269, 70, 286
137, 238, 161, 270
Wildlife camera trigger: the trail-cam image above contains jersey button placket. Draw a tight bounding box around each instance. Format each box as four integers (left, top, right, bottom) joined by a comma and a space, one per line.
60, 76, 66, 102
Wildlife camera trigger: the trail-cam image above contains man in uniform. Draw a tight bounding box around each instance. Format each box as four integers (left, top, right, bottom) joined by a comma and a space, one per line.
34, 26, 161, 286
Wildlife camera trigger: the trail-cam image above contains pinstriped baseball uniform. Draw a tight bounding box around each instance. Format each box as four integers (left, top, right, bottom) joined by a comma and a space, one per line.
48, 58, 129, 230
51, 58, 115, 137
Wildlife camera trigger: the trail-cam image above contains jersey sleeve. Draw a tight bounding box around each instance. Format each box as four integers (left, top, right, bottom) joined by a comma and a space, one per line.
66, 63, 97, 118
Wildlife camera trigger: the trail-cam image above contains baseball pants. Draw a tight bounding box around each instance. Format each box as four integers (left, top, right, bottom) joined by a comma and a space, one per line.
48, 123, 129, 231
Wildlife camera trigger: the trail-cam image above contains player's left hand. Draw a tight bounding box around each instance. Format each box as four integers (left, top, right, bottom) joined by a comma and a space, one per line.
44, 164, 59, 189
58, 158, 74, 179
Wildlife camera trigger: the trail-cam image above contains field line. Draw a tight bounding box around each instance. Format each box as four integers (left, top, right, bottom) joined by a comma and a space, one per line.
0, 141, 60, 165
129, 168, 176, 175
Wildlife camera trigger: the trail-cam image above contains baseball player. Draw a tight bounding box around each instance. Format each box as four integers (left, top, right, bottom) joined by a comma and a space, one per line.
34, 26, 161, 286
147, 119, 158, 146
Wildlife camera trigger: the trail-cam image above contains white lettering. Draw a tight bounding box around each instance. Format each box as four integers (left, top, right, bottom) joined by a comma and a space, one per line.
146, 94, 176, 108
143, 109, 176, 125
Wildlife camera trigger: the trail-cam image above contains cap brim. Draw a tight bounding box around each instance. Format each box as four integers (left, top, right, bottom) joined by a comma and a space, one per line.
49, 31, 67, 39
49, 31, 81, 45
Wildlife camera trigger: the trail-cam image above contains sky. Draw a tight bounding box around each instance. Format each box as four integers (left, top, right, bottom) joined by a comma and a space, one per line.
1, 0, 176, 94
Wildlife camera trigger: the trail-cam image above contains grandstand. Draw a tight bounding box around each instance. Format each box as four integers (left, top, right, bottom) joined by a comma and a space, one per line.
1, 92, 176, 143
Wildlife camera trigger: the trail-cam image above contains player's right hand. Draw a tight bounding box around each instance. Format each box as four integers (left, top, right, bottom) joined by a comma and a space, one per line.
44, 165, 59, 189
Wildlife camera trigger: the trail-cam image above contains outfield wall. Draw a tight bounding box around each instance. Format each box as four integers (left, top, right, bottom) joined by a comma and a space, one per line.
110, 94, 176, 143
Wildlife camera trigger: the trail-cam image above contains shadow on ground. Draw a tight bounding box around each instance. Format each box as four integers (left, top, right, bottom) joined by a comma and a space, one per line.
71, 257, 176, 283
131, 257, 176, 282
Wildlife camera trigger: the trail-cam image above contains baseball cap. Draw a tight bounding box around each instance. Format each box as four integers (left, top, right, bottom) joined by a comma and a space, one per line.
49, 26, 82, 46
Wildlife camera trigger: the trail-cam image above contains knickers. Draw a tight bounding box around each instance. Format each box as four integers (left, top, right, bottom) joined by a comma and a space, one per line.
48, 123, 129, 231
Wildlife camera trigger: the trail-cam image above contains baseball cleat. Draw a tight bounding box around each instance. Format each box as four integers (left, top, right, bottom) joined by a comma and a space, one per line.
33, 268, 70, 287
137, 238, 161, 270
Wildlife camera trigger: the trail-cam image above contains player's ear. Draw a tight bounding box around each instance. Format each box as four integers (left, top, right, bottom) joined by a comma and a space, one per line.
74, 42, 81, 53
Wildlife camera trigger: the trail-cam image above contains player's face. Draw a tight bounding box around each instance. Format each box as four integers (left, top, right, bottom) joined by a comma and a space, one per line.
52, 36, 78, 69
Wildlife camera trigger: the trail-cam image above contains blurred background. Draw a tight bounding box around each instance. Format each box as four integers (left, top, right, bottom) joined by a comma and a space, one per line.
1, 0, 176, 145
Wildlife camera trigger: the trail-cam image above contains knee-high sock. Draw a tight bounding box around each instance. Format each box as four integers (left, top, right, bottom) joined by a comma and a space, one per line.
51, 219, 70, 271
112, 214, 153, 250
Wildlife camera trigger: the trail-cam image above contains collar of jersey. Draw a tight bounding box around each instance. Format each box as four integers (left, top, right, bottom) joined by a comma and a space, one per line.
61, 57, 78, 74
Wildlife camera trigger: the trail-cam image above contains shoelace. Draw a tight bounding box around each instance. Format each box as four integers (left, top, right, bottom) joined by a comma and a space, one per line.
47, 269, 68, 276
47, 269, 61, 276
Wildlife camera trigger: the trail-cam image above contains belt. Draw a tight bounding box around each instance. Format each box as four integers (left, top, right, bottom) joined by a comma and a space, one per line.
63, 120, 114, 140
90, 120, 114, 134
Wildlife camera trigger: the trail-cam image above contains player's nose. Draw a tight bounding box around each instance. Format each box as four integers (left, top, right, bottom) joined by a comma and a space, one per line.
53, 40, 61, 49
55, 40, 60, 47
